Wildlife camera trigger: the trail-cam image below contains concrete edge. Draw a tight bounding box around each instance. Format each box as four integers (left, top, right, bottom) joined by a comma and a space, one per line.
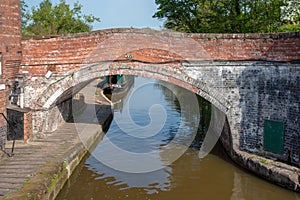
221, 128, 300, 193
1, 130, 105, 200
232, 149, 300, 192
220, 116, 300, 193
2, 116, 113, 200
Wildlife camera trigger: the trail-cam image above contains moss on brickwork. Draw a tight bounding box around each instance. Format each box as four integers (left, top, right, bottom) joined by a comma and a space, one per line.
2, 161, 67, 200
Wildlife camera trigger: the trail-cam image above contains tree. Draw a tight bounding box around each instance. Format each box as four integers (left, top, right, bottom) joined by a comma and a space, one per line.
153, 0, 216, 33
22, 0, 100, 36
279, 0, 300, 31
153, 0, 298, 33
21, 0, 29, 31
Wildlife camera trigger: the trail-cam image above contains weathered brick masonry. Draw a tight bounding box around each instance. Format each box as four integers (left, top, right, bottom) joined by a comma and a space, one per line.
0, 0, 22, 156
20, 29, 300, 167
20, 29, 300, 76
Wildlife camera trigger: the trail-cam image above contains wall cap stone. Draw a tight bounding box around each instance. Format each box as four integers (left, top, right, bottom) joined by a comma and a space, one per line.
22, 28, 300, 41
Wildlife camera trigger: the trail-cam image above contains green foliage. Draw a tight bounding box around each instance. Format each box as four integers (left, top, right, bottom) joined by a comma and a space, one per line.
22, 0, 100, 36
279, 0, 300, 31
260, 159, 268, 164
21, 0, 29, 30
153, 0, 299, 33
278, 23, 300, 32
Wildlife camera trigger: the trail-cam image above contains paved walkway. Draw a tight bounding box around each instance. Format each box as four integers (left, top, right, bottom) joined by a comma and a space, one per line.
0, 79, 112, 199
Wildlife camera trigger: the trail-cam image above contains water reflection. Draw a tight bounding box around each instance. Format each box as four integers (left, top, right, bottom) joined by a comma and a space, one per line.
92, 76, 203, 173
86, 155, 172, 194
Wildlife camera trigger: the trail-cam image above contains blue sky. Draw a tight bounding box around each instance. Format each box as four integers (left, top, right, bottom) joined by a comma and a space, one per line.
26, 0, 164, 30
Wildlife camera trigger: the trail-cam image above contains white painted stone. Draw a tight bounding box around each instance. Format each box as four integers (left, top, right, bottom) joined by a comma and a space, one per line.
0, 84, 5, 90
43, 88, 64, 109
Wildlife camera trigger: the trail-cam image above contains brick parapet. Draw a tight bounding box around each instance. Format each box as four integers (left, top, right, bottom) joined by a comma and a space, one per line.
20, 29, 300, 77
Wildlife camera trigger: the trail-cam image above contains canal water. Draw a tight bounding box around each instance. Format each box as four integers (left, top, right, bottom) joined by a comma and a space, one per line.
57, 76, 300, 200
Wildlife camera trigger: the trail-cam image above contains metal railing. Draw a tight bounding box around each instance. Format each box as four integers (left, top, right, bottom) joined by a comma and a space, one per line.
0, 113, 17, 157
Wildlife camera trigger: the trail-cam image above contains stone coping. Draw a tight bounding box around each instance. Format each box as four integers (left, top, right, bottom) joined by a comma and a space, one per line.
233, 149, 300, 192
23, 28, 300, 40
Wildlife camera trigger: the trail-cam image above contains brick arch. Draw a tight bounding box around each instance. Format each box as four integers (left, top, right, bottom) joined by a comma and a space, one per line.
21, 28, 300, 114
34, 62, 230, 113
21, 28, 300, 113
21, 29, 215, 77
83, 30, 211, 65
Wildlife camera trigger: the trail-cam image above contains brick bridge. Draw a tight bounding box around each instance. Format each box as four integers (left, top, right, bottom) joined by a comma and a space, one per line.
20, 28, 300, 166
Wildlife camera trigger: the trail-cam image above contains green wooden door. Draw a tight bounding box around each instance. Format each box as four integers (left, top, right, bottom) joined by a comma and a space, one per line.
264, 120, 284, 154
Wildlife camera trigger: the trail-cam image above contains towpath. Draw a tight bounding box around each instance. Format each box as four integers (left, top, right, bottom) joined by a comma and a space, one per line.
0, 79, 112, 199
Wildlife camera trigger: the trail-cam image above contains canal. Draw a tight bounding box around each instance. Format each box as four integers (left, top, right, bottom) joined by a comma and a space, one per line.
57, 76, 300, 200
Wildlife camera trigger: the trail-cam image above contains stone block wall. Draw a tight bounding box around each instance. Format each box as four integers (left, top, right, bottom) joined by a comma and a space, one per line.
31, 92, 89, 136
183, 61, 300, 166
32, 99, 73, 137
237, 65, 300, 165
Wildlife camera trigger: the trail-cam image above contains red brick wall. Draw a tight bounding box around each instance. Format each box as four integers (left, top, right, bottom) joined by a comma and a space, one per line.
20, 29, 300, 76
0, 0, 22, 152
0, 0, 22, 81
194, 32, 300, 61
24, 111, 32, 140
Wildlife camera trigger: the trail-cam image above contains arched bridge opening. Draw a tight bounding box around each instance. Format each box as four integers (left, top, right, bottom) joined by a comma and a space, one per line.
30, 61, 230, 135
